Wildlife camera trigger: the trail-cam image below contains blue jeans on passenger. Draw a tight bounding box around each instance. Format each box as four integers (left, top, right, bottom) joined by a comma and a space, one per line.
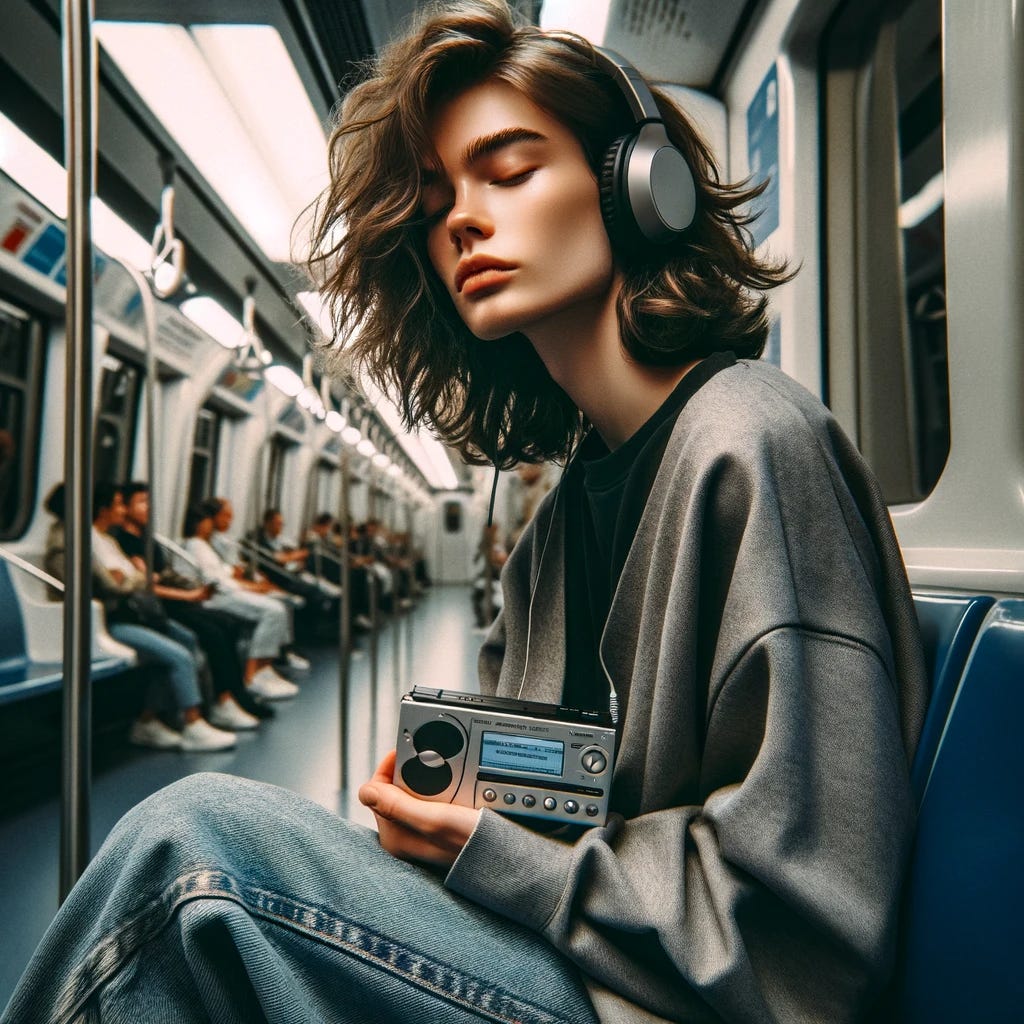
108, 621, 203, 709
0, 774, 597, 1023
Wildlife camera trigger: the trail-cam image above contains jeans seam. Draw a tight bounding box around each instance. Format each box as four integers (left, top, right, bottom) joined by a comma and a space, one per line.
53, 868, 575, 1024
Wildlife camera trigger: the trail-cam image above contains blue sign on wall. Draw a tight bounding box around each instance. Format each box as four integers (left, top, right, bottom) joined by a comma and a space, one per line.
747, 64, 780, 247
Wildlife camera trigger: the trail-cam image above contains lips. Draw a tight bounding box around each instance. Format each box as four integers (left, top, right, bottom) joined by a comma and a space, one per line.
455, 255, 517, 294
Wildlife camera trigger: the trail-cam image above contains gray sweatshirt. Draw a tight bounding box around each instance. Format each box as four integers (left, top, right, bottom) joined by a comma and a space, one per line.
445, 360, 928, 1023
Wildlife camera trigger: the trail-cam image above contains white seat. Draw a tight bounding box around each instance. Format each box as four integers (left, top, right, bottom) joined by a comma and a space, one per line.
9, 553, 138, 666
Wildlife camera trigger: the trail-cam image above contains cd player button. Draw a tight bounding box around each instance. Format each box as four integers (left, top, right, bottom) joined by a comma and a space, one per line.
543, 797, 557, 811
483, 789, 497, 803
522, 795, 536, 808
586, 804, 600, 817
503, 793, 516, 805
581, 750, 607, 774
564, 800, 579, 815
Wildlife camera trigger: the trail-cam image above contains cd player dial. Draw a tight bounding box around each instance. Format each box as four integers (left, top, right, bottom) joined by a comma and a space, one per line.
581, 748, 608, 774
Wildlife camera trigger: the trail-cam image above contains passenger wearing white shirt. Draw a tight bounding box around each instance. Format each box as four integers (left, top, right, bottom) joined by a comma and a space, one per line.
183, 503, 299, 701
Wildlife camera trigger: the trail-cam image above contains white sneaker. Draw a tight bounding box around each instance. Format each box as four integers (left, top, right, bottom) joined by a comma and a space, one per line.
208, 695, 260, 731
248, 667, 300, 700
180, 717, 237, 752
285, 651, 311, 672
129, 717, 183, 750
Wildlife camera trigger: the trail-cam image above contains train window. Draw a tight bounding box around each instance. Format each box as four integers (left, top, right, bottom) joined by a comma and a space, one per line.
94, 354, 141, 485
312, 461, 338, 519
0, 296, 45, 539
894, 1, 948, 495
264, 435, 291, 512
188, 407, 222, 509
822, 0, 948, 503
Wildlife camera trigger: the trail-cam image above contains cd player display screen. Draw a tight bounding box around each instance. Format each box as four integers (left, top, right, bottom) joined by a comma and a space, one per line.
480, 732, 564, 776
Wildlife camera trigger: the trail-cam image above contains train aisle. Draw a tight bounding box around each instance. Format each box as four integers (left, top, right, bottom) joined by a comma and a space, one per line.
0, 583, 481, 1010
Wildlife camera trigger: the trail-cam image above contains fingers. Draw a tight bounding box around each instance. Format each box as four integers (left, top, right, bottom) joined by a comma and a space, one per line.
369, 749, 397, 786
362, 780, 479, 846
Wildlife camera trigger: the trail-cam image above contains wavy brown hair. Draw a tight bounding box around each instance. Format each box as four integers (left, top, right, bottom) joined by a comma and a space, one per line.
307, 0, 792, 468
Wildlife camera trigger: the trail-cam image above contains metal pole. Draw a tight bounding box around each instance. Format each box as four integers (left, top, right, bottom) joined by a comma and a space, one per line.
368, 571, 379, 768
390, 483, 401, 694
404, 499, 414, 690
60, 0, 95, 901
337, 451, 351, 793
111, 258, 157, 584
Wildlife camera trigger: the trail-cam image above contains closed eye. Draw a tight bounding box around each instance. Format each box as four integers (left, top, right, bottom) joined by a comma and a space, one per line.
493, 169, 536, 187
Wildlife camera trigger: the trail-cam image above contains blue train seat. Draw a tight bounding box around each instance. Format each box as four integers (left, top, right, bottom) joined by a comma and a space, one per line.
0, 559, 133, 706
910, 592, 995, 802
894, 598, 1024, 1024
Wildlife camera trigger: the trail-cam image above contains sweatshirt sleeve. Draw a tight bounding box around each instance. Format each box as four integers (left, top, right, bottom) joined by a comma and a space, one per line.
448, 627, 913, 1023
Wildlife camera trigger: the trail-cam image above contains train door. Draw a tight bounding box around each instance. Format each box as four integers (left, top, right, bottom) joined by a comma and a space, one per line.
436, 493, 475, 584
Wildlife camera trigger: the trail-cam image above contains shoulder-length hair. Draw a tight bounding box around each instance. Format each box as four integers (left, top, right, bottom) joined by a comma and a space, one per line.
307, 0, 792, 468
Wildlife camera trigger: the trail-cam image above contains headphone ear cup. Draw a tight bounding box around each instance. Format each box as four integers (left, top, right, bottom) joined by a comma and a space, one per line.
599, 133, 637, 250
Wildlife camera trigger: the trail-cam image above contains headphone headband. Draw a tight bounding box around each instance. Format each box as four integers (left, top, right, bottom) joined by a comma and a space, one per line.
591, 46, 663, 124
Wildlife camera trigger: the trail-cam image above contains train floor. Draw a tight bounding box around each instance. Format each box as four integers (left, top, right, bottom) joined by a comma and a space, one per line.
0, 582, 483, 1010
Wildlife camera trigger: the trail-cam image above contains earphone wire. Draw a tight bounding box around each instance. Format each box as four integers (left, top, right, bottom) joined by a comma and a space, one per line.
516, 425, 621, 725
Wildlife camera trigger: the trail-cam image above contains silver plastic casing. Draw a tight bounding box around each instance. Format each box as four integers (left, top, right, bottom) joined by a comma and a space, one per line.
394, 688, 617, 827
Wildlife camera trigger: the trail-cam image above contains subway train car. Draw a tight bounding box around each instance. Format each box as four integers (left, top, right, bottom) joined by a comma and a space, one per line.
0, 0, 1021, 1019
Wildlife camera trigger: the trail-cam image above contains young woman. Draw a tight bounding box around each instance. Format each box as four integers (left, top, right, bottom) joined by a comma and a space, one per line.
2, 3, 926, 1022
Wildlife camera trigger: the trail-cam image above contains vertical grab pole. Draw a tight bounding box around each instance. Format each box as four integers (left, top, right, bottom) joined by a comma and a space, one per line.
368, 571, 379, 768
338, 450, 351, 795
390, 480, 400, 695
404, 498, 414, 690
60, 0, 95, 901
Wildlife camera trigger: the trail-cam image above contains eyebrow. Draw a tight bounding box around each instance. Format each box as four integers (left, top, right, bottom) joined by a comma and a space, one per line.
421, 127, 548, 185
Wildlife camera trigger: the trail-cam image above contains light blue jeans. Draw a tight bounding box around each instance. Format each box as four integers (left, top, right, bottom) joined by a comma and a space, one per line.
108, 621, 203, 710
1, 774, 598, 1024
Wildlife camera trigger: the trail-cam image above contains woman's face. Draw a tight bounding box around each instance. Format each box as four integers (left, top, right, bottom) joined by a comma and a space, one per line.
422, 79, 617, 342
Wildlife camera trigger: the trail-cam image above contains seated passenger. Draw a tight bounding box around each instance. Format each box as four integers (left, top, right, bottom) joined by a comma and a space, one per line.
113, 481, 269, 726
208, 496, 312, 670
252, 508, 338, 623
7, 6, 927, 1022
183, 504, 300, 701
43, 482, 237, 751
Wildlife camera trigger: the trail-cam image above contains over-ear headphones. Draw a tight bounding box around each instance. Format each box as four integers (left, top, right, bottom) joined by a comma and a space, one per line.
592, 46, 697, 251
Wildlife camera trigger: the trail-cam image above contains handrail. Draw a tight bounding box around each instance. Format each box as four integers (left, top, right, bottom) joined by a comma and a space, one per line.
235, 536, 293, 577
153, 533, 205, 577
149, 179, 186, 300
0, 544, 65, 593
107, 255, 159, 589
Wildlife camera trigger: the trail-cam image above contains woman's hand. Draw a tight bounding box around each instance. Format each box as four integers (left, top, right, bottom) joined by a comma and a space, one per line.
358, 750, 481, 868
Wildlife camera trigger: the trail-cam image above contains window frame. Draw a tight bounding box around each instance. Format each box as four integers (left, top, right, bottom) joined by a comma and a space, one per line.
93, 352, 142, 486
187, 405, 223, 510
820, 0, 948, 503
0, 294, 47, 540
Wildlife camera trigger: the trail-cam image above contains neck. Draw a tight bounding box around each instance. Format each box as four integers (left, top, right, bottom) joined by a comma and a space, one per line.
524, 282, 699, 450
123, 520, 143, 537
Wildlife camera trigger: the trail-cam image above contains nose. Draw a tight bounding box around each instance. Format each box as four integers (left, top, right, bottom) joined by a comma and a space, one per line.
446, 188, 493, 252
